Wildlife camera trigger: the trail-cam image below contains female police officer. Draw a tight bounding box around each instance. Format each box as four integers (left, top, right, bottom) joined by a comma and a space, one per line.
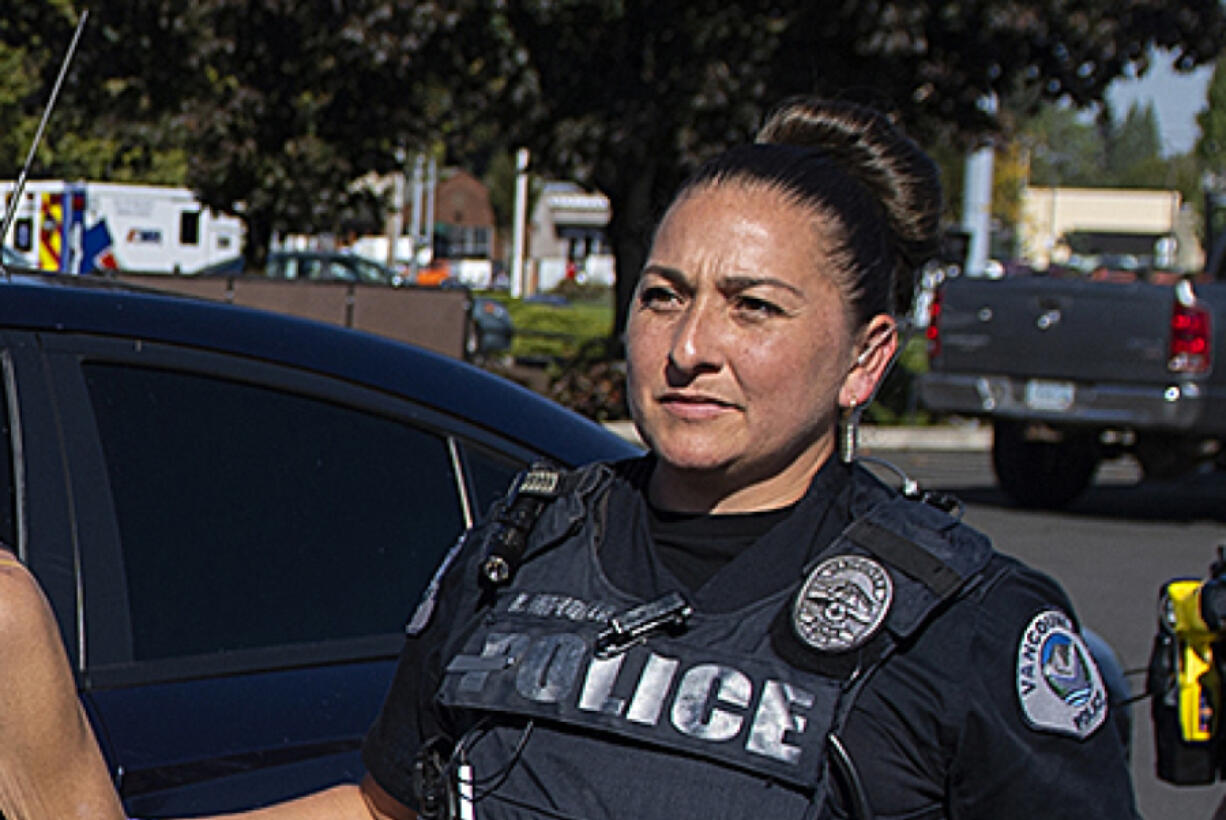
4, 97, 1138, 820
349, 97, 1140, 819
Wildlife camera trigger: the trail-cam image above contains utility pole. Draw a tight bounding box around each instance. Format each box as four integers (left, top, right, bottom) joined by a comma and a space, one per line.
511, 148, 530, 298
409, 155, 425, 280
961, 94, 998, 277
386, 148, 406, 270
962, 140, 994, 277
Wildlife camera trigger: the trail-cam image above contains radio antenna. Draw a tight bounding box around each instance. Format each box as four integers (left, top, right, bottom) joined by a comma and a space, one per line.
0, 10, 89, 280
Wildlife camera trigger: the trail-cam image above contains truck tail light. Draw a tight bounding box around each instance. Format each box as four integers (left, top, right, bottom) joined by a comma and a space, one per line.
925, 286, 943, 361
1169, 300, 1211, 373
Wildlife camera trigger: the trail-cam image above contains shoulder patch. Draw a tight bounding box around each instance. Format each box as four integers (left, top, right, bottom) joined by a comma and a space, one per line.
406, 532, 469, 636
1015, 609, 1108, 738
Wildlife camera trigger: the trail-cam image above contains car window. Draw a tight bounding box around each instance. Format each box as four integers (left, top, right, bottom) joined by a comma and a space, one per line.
267, 255, 292, 279
350, 257, 391, 285
82, 362, 465, 662
325, 259, 357, 282
462, 441, 526, 520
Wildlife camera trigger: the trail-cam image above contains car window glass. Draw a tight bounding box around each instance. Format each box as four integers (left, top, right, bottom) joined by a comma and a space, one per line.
462, 442, 524, 521
0, 376, 14, 550
327, 260, 355, 282
351, 257, 388, 284
82, 362, 465, 662
268, 256, 289, 279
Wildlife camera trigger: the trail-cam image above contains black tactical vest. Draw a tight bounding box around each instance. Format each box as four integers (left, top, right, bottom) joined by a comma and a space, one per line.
429, 461, 993, 820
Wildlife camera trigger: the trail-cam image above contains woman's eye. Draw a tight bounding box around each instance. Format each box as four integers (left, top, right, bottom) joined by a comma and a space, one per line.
639, 285, 681, 309
735, 295, 784, 318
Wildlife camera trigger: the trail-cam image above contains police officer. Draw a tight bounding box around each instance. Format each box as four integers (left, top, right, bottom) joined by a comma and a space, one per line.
352, 98, 1140, 819
54, 97, 1134, 820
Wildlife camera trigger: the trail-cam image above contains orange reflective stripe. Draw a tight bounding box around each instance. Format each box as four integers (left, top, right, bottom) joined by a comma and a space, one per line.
39, 193, 63, 271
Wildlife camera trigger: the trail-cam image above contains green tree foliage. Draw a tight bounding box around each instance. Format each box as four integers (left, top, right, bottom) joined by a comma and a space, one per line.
1022, 99, 1171, 188
1022, 105, 1105, 186
0, 2, 194, 183
176, 1, 501, 268
0, 0, 77, 176
1198, 57, 1226, 174
1197, 57, 1226, 253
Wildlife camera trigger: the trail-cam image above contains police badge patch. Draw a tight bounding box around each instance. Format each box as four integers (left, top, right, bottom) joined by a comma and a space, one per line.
1016, 609, 1108, 738
792, 555, 893, 652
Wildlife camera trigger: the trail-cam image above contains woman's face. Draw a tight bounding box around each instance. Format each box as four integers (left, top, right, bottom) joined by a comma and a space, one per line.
626, 182, 892, 512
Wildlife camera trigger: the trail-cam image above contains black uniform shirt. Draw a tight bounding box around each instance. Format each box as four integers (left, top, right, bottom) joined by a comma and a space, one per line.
362, 458, 1139, 819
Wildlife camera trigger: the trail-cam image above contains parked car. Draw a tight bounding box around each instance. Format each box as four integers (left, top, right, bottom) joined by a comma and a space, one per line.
0, 273, 638, 816
198, 250, 515, 357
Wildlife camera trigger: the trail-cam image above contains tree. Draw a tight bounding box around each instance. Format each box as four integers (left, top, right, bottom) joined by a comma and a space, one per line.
0, 1, 195, 184
1198, 56, 1226, 175
16, 1, 510, 269
176, 1, 467, 268
483, 0, 1226, 338
1020, 105, 1105, 186
0, 0, 78, 177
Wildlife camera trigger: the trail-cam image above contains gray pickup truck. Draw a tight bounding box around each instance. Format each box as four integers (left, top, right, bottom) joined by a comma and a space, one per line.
918, 271, 1226, 507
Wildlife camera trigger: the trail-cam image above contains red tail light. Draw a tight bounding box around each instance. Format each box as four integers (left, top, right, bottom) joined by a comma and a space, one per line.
1169, 299, 1211, 373
925, 286, 943, 361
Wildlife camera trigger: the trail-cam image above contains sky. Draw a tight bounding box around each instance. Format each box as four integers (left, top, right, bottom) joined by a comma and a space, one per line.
1104, 53, 1215, 156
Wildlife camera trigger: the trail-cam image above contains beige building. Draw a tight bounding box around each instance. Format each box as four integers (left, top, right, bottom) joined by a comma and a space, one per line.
528, 181, 615, 291
1018, 186, 1202, 272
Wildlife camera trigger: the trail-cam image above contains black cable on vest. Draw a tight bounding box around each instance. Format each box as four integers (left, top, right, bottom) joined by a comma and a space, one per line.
828, 733, 875, 820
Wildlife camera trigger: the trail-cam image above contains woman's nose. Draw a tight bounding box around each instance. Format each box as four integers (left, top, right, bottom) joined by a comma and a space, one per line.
667, 301, 724, 376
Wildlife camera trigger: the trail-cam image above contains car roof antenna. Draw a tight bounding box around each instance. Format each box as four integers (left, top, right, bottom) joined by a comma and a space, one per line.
0, 10, 89, 281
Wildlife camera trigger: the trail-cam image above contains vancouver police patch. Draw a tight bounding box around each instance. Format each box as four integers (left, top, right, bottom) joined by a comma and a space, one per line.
792, 554, 893, 652
1016, 609, 1107, 738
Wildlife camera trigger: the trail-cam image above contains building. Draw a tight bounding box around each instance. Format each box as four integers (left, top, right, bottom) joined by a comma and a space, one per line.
433, 168, 496, 261
1018, 186, 1201, 272
528, 181, 614, 292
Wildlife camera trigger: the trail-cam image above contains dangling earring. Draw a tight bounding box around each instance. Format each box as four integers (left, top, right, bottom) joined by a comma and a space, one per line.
839, 397, 864, 464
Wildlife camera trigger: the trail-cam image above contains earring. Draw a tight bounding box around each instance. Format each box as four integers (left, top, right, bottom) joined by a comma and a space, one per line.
839, 397, 864, 464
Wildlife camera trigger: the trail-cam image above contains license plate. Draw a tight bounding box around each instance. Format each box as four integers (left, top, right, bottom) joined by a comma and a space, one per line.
1024, 380, 1075, 412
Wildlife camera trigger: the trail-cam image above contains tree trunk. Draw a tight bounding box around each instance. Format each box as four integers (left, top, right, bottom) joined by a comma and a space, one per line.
241, 213, 272, 274
606, 157, 660, 351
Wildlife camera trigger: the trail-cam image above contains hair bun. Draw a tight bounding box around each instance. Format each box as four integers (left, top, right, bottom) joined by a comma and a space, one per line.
756, 98, 942, 313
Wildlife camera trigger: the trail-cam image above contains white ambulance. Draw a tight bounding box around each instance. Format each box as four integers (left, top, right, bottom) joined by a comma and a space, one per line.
1, 180, 243, 274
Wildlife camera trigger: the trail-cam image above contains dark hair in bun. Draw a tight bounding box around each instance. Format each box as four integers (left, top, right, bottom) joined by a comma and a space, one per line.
676, 97, 942, 325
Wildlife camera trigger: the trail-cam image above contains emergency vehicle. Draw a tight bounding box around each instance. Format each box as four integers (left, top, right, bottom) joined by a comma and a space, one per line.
1, 180, 243, 274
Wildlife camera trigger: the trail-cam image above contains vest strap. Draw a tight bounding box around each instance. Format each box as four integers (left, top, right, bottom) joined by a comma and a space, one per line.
845, 518, 965, 598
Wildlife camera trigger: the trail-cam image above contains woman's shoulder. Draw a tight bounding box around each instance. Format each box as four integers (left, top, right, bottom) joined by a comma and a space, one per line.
0, 553, 53, 632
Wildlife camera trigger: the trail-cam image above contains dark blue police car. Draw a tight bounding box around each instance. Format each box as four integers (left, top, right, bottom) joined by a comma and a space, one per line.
0, 272, 637, 816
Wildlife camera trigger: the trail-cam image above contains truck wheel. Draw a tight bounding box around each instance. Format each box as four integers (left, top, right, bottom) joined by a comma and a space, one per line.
991, 420, 1100, 509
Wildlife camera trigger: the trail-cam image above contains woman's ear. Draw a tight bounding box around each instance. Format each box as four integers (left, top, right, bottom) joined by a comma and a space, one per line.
838, 314, 898, 408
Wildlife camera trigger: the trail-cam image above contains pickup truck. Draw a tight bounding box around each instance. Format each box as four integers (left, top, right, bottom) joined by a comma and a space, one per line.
918, 270, 1226, 507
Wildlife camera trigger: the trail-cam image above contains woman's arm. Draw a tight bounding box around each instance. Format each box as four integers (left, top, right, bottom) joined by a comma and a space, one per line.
0, 553, 417, 820
0, 555, 127, 820
198, 775, 415, 820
